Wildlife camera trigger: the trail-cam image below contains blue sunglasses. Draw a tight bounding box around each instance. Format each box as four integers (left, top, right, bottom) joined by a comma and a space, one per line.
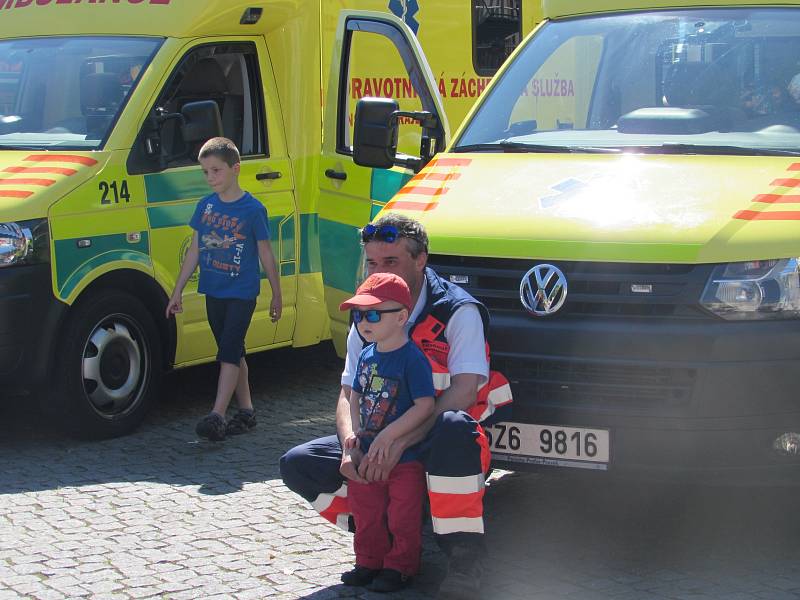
361, 224, 398, 244
352, 307, 404, 323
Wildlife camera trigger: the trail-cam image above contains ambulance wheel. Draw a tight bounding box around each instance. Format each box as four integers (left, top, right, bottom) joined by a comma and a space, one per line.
50, 289, 162, 439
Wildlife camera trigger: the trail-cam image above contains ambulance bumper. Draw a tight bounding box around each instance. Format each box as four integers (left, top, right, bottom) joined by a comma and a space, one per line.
488, 311, 800, 485
0, 263, 65, 396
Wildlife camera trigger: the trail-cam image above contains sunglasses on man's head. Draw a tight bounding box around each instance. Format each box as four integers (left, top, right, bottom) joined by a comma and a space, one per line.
361, 224, 398, 244
352, 307, 404, 324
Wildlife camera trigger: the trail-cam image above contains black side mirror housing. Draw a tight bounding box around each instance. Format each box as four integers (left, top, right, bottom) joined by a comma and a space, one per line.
180, 100, 223, 145
353, 97, 399, 169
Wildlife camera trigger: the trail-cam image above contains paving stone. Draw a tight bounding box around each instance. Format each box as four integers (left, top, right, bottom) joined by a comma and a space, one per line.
4, 345, 800, 599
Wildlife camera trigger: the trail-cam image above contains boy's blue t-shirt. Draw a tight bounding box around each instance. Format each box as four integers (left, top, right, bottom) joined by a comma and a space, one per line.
189, 192, 270, 299
351, 340, 434, 463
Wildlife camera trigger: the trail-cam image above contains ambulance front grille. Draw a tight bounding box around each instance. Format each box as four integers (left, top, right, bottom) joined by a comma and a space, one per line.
428, 255, 714, 320
496, 357, 697, 411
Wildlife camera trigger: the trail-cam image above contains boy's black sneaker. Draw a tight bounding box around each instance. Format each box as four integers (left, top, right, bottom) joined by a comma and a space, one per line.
368, 569, 411, 593
195, 412, 226, 441
225, 409, 257, 435
340, 565, 379, 587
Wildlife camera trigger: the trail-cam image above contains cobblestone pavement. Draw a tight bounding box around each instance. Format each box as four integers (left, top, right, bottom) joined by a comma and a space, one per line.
3, 343, 800, 599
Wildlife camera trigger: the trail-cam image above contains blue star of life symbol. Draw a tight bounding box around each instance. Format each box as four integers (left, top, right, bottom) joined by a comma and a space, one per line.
388, 0, 420, 35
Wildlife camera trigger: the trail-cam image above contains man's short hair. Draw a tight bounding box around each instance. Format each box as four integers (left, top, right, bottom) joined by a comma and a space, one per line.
368, 213, 429, 258
198, 137, 240, 167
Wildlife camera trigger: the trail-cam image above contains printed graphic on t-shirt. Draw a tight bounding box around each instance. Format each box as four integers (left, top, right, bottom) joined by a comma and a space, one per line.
358, 361, 400, 438
199, 202, 247, 278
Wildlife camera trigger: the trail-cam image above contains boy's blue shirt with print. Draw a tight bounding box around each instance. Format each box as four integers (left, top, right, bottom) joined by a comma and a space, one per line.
189, 192, 269, 299
351, 340, 434, 463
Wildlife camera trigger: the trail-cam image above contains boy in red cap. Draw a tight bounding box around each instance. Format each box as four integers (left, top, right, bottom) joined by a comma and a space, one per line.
338, 272, 435, 593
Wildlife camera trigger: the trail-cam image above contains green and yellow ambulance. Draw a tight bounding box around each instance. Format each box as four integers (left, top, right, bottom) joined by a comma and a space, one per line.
355, 0, 800, 482
0, 0, 540, 438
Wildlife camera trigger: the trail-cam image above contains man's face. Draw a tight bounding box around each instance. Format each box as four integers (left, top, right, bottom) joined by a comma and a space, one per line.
364, 238, 426, 297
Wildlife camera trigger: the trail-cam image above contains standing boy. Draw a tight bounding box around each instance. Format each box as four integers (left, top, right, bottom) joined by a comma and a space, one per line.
339, 272, 435, 593
166, 137, 282, 441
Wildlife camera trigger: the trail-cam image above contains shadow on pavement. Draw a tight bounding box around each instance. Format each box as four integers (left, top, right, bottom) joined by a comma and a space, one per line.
2, 342, 344, 496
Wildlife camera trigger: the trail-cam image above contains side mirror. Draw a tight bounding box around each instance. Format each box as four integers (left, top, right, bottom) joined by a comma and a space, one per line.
180, 100, 223, 145
353, 97, 399, 169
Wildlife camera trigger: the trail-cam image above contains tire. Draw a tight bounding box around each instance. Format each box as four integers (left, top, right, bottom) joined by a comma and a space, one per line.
49, 289, 163, 439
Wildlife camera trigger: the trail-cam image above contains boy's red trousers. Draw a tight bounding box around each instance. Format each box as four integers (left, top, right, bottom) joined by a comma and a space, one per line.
348, 461, 426, 576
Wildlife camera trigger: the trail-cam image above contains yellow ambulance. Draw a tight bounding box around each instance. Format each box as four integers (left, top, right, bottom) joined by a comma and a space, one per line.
355, 0, 800, 483
0, 0, 540, 438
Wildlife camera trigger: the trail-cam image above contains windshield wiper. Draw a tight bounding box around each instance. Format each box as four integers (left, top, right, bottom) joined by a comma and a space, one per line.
0, 144, 46, 150
627, 144, 800, 157
453, 142, 620, 154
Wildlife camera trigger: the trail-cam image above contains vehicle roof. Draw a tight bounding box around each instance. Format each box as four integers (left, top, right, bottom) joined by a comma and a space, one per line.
544, 0, 800, 20
0, 0, 291, 39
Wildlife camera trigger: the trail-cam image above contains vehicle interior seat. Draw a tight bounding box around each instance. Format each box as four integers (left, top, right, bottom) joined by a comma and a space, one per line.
156, 57, 229, 161
222, 62, 245, 151
661, 63, 745, 131
82, 72, 124, 139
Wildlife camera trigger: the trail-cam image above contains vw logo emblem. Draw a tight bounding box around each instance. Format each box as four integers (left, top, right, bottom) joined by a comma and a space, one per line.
520, 264, 568, 316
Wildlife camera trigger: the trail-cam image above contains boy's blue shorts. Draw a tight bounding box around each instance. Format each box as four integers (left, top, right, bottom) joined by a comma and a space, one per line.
205, 296, 257, 365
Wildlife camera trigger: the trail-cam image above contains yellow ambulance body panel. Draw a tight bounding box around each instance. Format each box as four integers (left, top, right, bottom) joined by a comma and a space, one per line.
0, 0, 539, 438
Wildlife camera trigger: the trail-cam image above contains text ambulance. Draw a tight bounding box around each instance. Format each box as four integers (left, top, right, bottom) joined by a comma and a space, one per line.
0, 0, 540, 438
355, 0, 800, 483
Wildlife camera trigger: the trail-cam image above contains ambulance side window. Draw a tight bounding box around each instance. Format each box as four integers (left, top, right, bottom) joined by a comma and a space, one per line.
339, 21, 440, 158
473, 0, 523, 76
128, 43, 266, 174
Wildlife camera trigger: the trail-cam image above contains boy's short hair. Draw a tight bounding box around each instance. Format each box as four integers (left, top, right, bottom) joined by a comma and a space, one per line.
198, 137, 240, 167
365, 213, 429, 258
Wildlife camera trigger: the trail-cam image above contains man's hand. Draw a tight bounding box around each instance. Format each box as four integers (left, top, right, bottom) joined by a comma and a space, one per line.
340, 447, 367, 484
358, 438, 404, 482
365, 429, 395, 464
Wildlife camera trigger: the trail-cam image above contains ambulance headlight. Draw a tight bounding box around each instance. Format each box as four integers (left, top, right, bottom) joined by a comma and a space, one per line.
0, 220, 47, 267
700, 258, 800, 319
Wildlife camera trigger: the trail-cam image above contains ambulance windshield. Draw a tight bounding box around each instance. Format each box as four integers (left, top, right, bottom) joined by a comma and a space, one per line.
0, 36, 161, 150
456, 8, 800, 155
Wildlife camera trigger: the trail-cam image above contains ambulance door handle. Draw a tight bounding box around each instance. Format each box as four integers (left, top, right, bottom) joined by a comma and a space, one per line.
325, 169, 347, 181
256, 171, 281, 180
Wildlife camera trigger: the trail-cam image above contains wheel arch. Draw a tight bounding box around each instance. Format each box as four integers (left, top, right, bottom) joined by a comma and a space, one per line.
60, 269, 177, 372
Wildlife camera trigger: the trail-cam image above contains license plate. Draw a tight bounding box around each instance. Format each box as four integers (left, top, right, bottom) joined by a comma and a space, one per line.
485, 422, 610, 471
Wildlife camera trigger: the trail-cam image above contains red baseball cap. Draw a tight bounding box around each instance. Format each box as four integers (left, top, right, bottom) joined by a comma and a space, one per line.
339, 273, 412, 311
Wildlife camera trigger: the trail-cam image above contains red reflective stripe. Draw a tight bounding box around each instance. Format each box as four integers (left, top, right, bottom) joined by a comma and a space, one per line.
23, 154, 97, 166
429, 489, 484, 519
0, 190, 32, 198
755, 194, 800, 203
734, 210, 800, 221
4, 166, 77, 175
420, 172, 461, 181
384, 200, 438, 211
430, 157, 472, 167
396, 185, 449, 196
789, 163, 800, 171
0, 178, 54, 186
771, 178, 800, 187
318, 494, 349, 525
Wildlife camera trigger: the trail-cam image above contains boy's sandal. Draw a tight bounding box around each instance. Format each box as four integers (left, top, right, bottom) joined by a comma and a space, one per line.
225, 409, 256, 435
195, 412, 227, 441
